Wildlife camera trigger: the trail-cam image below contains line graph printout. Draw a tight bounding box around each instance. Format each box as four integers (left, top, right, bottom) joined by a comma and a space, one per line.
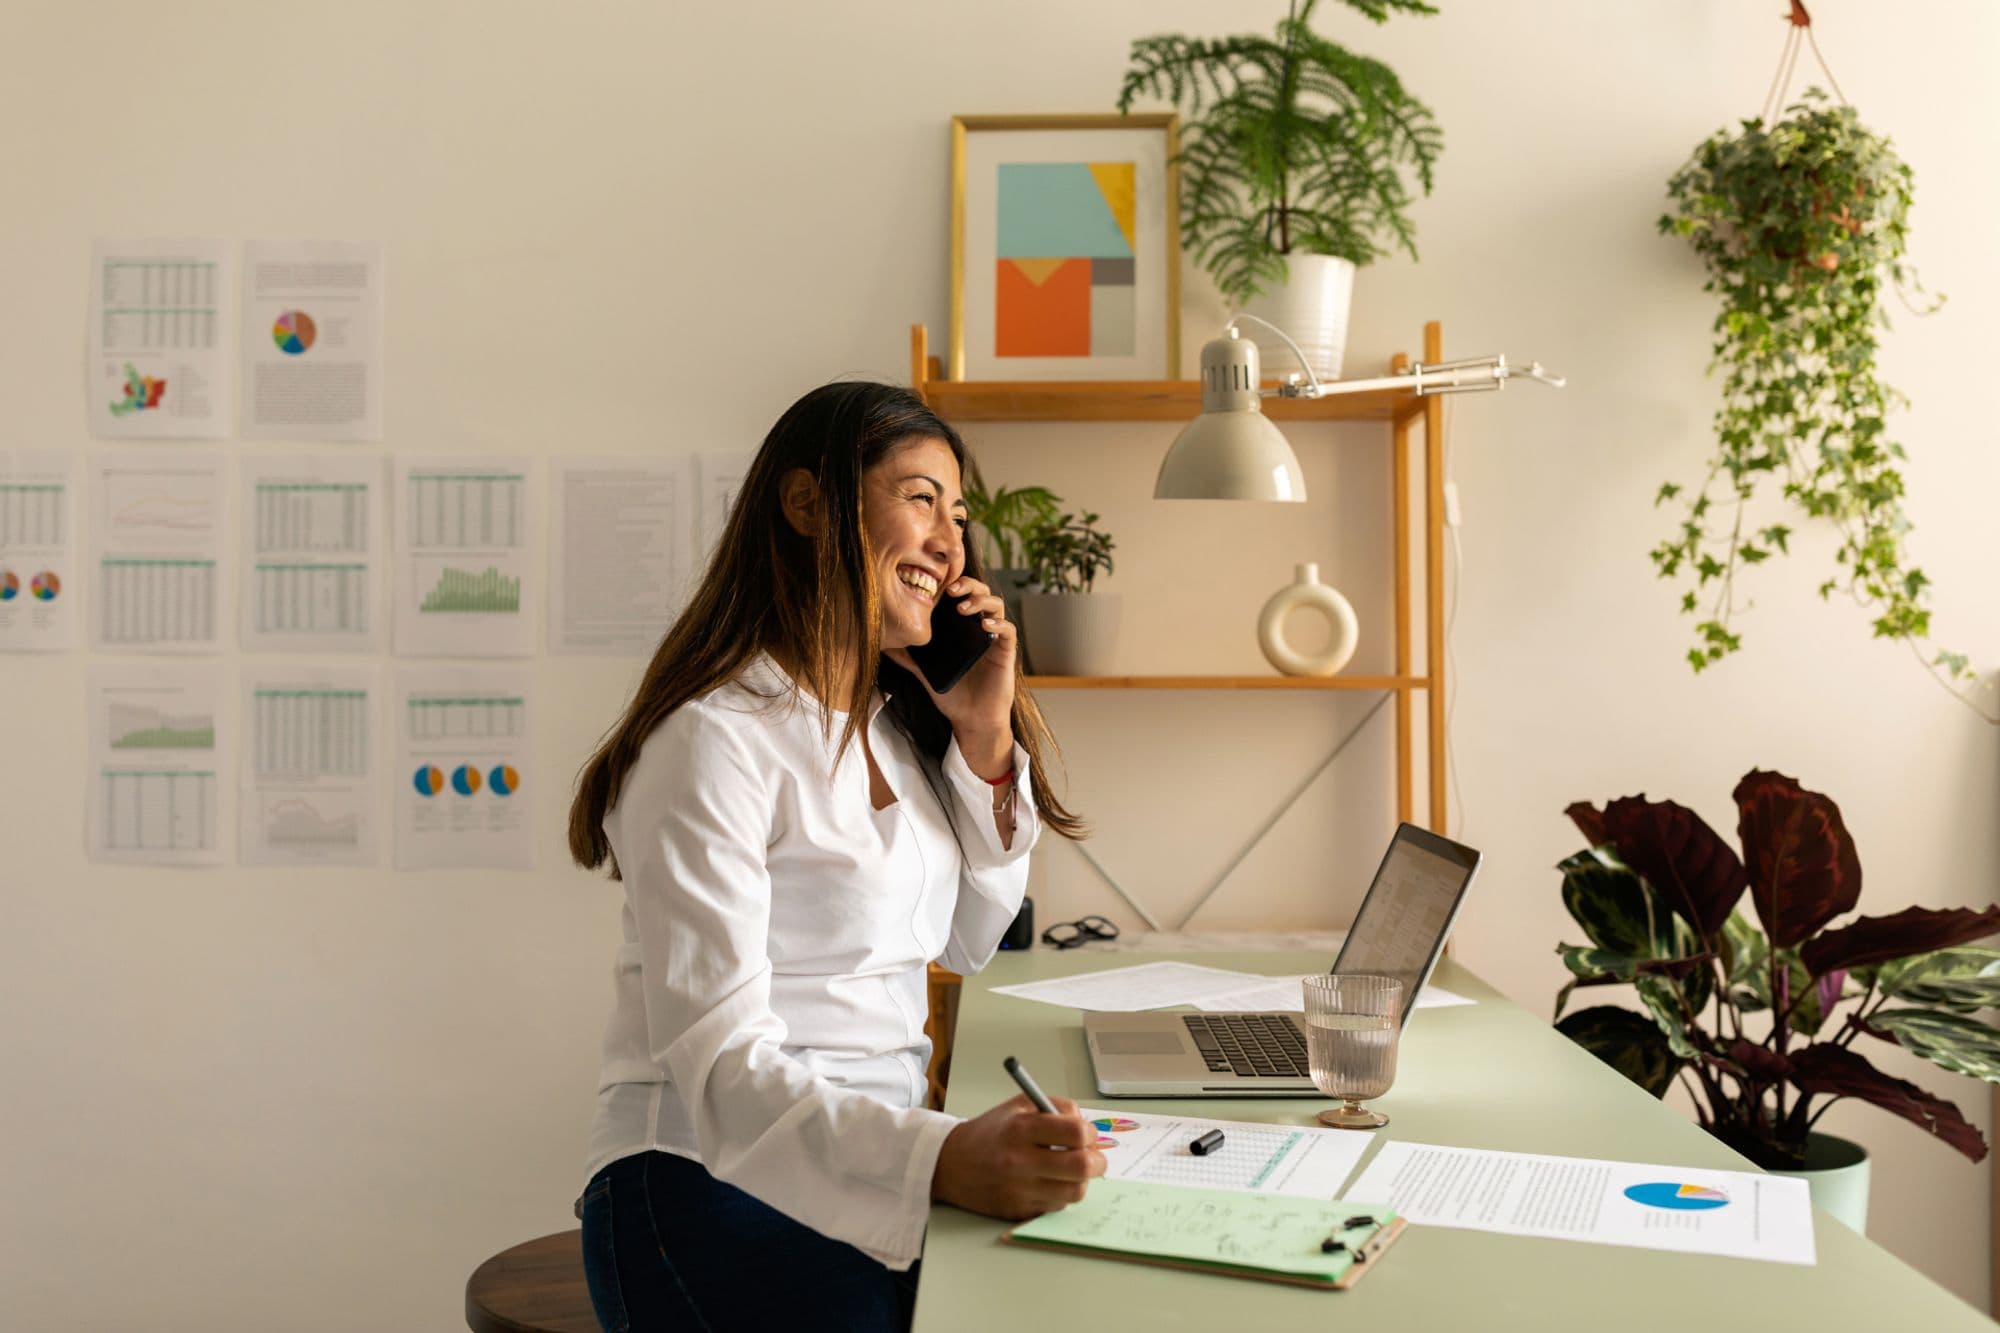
0, 450, 78, 651
395, 457, 533, 657
240, 667, 378, 866
550, 458, 691, 655
394, 668, 534, 870
242, 239, 382, 440
89, 237, 233, 439
240, 454, 385, 653
88, 664, 226, 865
1076, 1108, 1370, 1200
90, 451, 227, 653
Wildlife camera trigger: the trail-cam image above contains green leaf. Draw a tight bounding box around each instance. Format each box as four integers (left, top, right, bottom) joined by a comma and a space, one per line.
1877, 948, 2000, 1012
1720, 911, 1772, 1011
1558, 851, 1674, 957
1634, 976, 1698, 1059
1868, 1009, 2000, 1083
1555, 1005, 1686, 1098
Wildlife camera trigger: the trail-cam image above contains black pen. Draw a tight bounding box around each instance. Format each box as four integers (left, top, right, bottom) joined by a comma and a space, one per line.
1003, 1055, 1058, 1113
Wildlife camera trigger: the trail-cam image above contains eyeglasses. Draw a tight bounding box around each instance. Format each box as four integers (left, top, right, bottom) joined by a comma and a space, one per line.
1040, 915, 1120, 949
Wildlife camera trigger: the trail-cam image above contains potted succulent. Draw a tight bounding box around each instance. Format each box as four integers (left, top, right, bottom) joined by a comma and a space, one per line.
1018, 508, 1118, 676
1116, 0, 1443, 378
1653, 90, 1973, 698
1553, 769, 2000, 1232
961, 476, 1062, 642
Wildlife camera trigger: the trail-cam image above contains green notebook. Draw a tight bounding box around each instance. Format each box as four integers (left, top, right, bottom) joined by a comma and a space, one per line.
1004, 1180, 1405, 1290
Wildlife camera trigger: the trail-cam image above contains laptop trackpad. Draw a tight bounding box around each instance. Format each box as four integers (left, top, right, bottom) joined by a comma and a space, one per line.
1097, 1031, 1187, 1056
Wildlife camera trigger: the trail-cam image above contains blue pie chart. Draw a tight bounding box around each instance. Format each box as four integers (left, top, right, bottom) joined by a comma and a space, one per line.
413, 765, 443, 797
1623, 1182, 1729, 1211
451, 764, 482, 796
489, 764, 519, 796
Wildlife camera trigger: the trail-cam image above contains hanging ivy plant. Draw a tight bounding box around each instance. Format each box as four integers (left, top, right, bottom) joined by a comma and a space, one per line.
1653, 90, 1963, 682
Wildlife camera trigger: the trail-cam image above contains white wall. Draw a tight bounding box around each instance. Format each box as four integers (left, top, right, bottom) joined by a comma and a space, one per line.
3, 2, 1997, 1326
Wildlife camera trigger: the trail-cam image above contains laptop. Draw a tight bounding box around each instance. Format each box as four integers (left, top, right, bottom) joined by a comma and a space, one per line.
1084, 822, 1482, 1096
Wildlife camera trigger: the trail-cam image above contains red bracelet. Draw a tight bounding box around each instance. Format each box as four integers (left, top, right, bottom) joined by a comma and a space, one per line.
983, 767, 1016, 787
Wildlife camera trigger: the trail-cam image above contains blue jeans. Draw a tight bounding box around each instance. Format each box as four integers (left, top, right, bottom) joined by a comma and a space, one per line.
579, 1151, 920, 1332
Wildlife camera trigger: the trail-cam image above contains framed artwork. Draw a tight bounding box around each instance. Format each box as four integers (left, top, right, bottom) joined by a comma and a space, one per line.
950, 114, 1180, 382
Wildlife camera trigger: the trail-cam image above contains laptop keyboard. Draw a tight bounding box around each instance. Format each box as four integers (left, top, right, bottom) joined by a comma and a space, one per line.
1182, 1014, 1312, 1078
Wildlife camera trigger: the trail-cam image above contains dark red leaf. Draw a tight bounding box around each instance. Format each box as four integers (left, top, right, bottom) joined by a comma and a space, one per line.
1801, 906, 2000, 976
1733, 770, 1862, 948
1600, 795, 1748, 938
1788, 1043, 1988, 1162
1724, 1040, 1793, 1082
1565, 801, 1609, 848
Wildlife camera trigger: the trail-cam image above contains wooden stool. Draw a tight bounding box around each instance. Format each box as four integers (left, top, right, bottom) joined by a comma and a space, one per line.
464, 1229, 599, 1333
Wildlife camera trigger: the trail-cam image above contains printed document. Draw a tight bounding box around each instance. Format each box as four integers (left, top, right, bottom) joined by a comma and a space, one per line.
240, 453, 385, 653
394, 456, 534, 657
394, 667, 535, 870
240, 666, 379, 866
242, 239, 383, 440
1344, 1140, 1815, 1265
88, 663, 227, 866
0, 450, 78, 651
89, 237, 233, 439
989, 962, 1275, 1012
1191, 973, 1475, 1013
549, 458, 691, 655
89, 450, 228, 653
1077, 1107, 1370, 1200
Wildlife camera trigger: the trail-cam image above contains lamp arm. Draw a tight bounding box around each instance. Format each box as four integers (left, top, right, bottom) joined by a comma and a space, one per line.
1226, 313, 1325, 398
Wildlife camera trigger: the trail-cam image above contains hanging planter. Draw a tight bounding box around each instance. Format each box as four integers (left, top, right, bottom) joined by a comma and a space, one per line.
1650, 5, 1978, 708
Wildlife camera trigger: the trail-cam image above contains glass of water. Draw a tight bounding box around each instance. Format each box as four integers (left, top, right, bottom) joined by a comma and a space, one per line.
1302, 974, 1404, 1129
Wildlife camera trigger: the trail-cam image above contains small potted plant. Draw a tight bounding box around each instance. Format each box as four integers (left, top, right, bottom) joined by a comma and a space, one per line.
961, 476, 1062, 638
1018, 509, 1118, 676
1116, 0, 1443, 378
1553, 769, 2000, 1233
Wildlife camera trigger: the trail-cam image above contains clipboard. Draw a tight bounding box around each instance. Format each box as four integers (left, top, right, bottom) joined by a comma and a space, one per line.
1001, 1179, 1407, 1290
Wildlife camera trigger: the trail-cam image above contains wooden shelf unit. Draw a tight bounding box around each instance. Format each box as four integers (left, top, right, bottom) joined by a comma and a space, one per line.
909, 321, 1450, 834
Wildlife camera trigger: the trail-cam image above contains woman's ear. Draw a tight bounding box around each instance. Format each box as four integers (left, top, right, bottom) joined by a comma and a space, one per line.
779, 468, 821, 537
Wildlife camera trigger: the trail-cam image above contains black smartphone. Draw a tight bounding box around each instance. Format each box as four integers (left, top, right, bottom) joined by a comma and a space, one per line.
905, 590, 996, 693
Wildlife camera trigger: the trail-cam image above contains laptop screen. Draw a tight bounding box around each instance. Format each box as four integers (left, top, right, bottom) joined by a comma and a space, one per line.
1329, 824, 1481, 1023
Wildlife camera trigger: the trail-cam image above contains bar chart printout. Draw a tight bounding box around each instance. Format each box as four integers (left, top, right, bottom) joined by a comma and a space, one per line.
89, 236, 233, 439
91, 451, 227, 653
89, 665, 225, 865
394, 668, 535, 870
241, 668, 379, 866
241, 455, 385, 653
0, 450, 78, 652
395, 458, 533, 657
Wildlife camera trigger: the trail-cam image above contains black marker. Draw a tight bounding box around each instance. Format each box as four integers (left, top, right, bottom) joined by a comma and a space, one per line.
1189, 1129, 1225, 1155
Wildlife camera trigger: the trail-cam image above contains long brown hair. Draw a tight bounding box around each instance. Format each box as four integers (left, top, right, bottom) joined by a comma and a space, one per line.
569, 381, 1085, 877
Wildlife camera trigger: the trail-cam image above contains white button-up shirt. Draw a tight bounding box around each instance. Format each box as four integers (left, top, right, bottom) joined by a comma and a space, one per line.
587, 653, 1037, 1269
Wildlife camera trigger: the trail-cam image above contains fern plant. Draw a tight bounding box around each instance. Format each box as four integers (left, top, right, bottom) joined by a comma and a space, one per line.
1116, 0, 1443, 305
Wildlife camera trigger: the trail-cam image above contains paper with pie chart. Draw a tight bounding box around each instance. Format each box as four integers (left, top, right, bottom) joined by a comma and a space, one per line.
0, 450, 77, 652
1076, 1107, 1370, 1200
240, 666, 379, 867
1343, 1140, 1815, 1265
242, 239, 382, 440
393, 667, 535, 870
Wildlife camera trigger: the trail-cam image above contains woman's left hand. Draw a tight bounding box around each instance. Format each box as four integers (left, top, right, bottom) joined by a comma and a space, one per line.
887, 576, 1017, 772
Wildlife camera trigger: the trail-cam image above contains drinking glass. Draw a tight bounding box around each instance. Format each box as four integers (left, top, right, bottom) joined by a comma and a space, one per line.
1302, 974, 1404, 1129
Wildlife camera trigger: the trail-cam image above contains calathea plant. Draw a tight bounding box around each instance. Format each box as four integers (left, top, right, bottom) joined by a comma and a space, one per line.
1654, 91, 1967, 691
1554, 769, 2000, 1170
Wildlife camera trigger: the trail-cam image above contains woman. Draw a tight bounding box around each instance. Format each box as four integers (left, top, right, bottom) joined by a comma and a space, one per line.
568, 381, 1105, 1331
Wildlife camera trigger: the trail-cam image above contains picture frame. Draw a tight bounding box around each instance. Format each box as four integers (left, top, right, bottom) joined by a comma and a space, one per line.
950, 114, 1180, 383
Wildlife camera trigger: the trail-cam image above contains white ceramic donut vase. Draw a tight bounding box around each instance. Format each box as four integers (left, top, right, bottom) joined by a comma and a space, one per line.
1257, 563, 1358, 677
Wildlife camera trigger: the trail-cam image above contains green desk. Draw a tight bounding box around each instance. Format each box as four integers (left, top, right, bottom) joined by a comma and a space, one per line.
914, 949, 1994, 1331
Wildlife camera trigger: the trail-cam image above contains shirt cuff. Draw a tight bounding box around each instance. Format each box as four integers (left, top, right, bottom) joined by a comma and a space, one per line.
860, 1108, 959, 1271
943, 736, 1036, 867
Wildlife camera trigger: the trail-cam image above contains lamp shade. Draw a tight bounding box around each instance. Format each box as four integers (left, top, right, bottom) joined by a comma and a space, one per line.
1153, 331, 1307, 501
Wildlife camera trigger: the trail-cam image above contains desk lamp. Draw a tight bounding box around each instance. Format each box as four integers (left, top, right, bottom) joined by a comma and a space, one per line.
1154, 314, 1567, 501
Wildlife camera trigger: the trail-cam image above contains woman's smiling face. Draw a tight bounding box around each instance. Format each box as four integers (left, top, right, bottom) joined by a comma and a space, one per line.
863, 435, 967, 652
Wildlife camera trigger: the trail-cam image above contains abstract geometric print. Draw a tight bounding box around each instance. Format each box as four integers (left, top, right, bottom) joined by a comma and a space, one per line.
994, 162, 1135, 358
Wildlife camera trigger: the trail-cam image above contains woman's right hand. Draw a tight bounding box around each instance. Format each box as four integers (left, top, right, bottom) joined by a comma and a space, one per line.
930, 1093, 1107, 1219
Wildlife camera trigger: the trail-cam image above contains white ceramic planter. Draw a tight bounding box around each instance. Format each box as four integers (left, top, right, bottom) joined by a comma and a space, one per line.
1768, 1132, 1870, 1234
1239, 253, 1357, 381
1020, 593, 1121, 677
